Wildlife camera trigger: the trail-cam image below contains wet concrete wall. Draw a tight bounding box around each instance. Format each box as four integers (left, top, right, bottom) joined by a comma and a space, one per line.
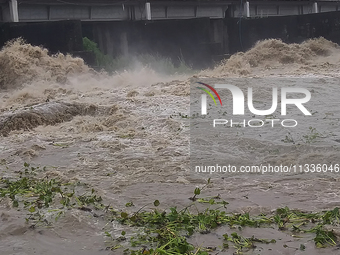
0, 18, 221, 68
82, 11, 340, 68
82, 18, 222, 69
0, 20, 83, 53
226, 11, 340, 54
1, 11, 340, 68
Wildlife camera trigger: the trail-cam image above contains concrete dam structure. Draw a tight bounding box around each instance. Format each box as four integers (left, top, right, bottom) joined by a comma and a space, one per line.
1, 0, 340, 68
1, 0, 340, 22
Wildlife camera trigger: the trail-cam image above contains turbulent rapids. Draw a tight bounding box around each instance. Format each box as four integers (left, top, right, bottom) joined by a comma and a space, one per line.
0, 102, 101, 136
0, 38, 340, 255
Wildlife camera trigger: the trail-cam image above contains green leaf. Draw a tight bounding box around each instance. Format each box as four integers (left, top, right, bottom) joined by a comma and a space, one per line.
154, 200, 160, 207
125, 202, 134, 207
316, 242, 324, 248
121, 231, 126, 236
231, 232, 239, 239
28, 206, 36, 213
121, 212, 128, 219
66, 192, 74, 197
13, 200, 19, 207
300, 244, 306, 251
194, 188, 201, 196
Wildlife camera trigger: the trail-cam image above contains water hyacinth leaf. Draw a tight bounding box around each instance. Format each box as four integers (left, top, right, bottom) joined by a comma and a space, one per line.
121, 212, 128, 219
104, 231, 112, 238
125, 202, 134, 207
66, 192, 74, 197
154, 200, 160, 207
13, 200, 19, 207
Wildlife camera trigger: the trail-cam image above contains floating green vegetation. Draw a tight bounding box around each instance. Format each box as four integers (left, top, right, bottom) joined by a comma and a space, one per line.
222, 232, 276, 252
0, 163, 103, 226
105, 179, 339, 254
303, 126, 322, 143
282, 132, 295, 144
1, 166, 340, 254
282, 127, 326, 144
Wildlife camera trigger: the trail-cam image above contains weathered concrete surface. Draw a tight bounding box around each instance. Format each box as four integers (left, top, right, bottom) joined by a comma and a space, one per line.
0, 20, 83, 53
1, 11, 340, 69
226, 11, 340, 54
82, 18, 220, 69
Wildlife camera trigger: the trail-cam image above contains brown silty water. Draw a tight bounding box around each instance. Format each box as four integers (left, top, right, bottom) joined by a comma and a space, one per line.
0, 38, 340, 254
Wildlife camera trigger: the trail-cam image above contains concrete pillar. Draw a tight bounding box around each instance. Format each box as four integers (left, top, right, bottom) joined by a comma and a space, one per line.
145, 2, 151, 20
244, 1, 250, 17
120, 32, 129, 57
9, 0, 19, 22
313, 2, 318, 13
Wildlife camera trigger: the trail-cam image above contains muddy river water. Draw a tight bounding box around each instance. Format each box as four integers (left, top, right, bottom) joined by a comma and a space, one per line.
1, 38, 340, 254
